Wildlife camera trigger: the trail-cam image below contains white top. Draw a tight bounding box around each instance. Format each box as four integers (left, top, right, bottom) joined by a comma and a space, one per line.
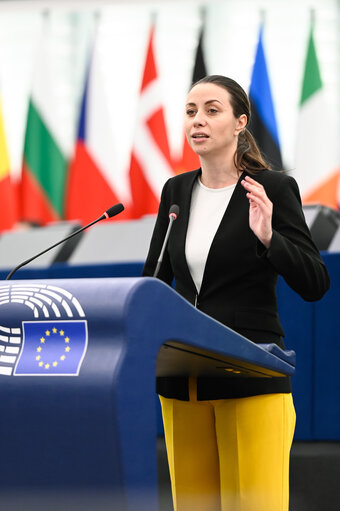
185, 178, 236, 293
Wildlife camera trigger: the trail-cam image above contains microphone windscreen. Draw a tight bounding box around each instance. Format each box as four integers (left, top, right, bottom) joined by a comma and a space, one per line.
169, 204, 180, 217
105, 203, 125, 218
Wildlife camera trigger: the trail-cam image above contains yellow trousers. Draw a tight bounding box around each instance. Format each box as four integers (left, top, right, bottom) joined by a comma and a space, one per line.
159, 379, 296, 511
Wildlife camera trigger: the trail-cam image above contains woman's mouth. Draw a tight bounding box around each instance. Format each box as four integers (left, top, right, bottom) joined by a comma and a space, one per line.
192, 133, 209, 141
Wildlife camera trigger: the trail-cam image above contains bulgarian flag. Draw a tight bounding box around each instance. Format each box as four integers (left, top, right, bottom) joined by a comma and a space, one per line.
20, 20, 68, 225
295, 19, 339, 209
21, 100, 68, 225
0, 97, 17, 231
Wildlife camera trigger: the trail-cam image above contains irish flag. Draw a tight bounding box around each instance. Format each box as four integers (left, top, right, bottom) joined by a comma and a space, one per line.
295, 20, 339, 209
0, 97, 17, 231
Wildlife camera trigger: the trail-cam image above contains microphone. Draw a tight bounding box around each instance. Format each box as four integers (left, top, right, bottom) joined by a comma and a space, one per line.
5, 203, 125, 280
153, 204, 179, 278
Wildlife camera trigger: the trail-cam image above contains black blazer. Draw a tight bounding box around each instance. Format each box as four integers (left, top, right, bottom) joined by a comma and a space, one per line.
143, 169, 330, 400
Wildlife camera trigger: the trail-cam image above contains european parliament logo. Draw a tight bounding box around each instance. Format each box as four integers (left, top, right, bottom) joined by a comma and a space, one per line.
0, 283, 88, 377
15, 321, 87, 376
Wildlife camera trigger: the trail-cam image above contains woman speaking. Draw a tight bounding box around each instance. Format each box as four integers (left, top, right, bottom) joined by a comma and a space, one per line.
143, 75, 330, 511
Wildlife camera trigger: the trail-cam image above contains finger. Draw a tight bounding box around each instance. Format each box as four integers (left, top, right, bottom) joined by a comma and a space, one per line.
246, 191, 272, 213
241, 178, 265, 194
245, 187, 271, 206
242, 180, 270, 203
243, 176, 263, 188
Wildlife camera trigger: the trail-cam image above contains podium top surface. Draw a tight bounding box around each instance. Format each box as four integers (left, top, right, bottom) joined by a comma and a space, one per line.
0, 277, 295, 379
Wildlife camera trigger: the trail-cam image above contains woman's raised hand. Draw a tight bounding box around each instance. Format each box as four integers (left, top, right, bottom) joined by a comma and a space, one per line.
241, 175, 273, 248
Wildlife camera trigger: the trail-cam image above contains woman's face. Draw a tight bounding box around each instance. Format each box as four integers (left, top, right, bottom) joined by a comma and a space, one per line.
184, 82, 246, 158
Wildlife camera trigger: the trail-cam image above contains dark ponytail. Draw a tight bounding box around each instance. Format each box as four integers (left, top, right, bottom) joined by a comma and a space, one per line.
236, 128, 270, 172
191, 75, 271, 173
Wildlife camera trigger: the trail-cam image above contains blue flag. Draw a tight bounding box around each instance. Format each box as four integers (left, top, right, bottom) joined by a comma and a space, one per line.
248, 24, 283, 170
15, 321, 87, 376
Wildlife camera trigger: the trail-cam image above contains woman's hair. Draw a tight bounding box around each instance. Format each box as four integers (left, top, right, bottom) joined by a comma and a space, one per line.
190, 75, 271, 173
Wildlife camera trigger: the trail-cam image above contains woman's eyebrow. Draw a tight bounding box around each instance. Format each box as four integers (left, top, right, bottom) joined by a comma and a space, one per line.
186, 99, 223, 107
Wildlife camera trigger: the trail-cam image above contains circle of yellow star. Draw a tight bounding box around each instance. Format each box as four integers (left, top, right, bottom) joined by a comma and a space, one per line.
35, 325, 72, 369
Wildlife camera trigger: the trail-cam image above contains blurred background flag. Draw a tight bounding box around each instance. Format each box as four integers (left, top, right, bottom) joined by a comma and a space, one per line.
0, 97, 17, 231
65, 43, 131, 225
20, 14, 69, 226
248, 23, 283, 171
128, 25, 175, 218
173, 20, 205, 175
295, 15, 340, 210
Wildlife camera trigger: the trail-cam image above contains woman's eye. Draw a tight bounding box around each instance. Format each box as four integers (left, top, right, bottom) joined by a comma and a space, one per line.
208, 108, 218, 114
186, 109, 196, 116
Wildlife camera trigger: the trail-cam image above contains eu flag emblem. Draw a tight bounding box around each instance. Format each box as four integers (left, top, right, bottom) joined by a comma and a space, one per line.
14, 321, 88, 376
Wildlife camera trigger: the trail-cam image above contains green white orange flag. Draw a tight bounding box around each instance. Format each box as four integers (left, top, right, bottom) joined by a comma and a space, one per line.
20, 17, 68, 225
294, 20, 339, 209
0, 97, 17, 231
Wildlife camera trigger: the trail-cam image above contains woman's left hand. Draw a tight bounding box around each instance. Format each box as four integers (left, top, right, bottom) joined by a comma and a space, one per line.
241, 176, 273, 248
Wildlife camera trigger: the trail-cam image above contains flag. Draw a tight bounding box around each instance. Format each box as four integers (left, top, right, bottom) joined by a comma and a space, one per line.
248, 24, 283, 170
14, 321, 87, 376
20, 19, 68, 226
301, 169, 340, 211
173, 26, 205, 175
0, 97, 17, 231
65, 34, 132, 224
295, 20, 339, 208
65, 56, 131, 224
128, 26, 175, 218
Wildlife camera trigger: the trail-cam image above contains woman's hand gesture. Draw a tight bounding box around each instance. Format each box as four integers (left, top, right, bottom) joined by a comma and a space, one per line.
241, 175, 273, 248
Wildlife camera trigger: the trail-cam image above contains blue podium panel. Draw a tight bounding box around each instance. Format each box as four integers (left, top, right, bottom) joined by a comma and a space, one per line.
0, 278, 295, 511
0, 261, 145, 281
313, 253, 340, 439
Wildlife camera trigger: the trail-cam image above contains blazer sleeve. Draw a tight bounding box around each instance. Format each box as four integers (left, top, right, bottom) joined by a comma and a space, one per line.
259, 175, 330, 301
142, 179, 174, 284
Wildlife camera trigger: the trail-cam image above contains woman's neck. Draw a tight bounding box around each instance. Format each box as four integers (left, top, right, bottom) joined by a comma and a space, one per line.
199, 156, 240, 189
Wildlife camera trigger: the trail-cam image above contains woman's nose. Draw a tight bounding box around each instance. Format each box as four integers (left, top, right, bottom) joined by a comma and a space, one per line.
193, 112, 206, 126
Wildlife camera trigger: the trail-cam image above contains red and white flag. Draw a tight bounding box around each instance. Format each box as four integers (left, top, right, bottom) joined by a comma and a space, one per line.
66, 34, 132, 225
129, 26, 175, 218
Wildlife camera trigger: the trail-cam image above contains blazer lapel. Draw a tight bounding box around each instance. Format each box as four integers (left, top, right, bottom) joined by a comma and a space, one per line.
199, 170, 248, 294
175, 169, 202, 294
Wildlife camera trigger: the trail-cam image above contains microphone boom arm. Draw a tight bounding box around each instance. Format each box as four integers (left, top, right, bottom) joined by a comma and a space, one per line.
5, 203, 124, 280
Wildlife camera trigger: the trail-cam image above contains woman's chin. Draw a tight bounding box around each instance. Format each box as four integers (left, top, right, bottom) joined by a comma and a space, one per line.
192, 145, 209, 156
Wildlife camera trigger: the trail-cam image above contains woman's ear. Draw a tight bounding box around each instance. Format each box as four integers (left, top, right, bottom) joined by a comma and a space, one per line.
235, 114, 247, 135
